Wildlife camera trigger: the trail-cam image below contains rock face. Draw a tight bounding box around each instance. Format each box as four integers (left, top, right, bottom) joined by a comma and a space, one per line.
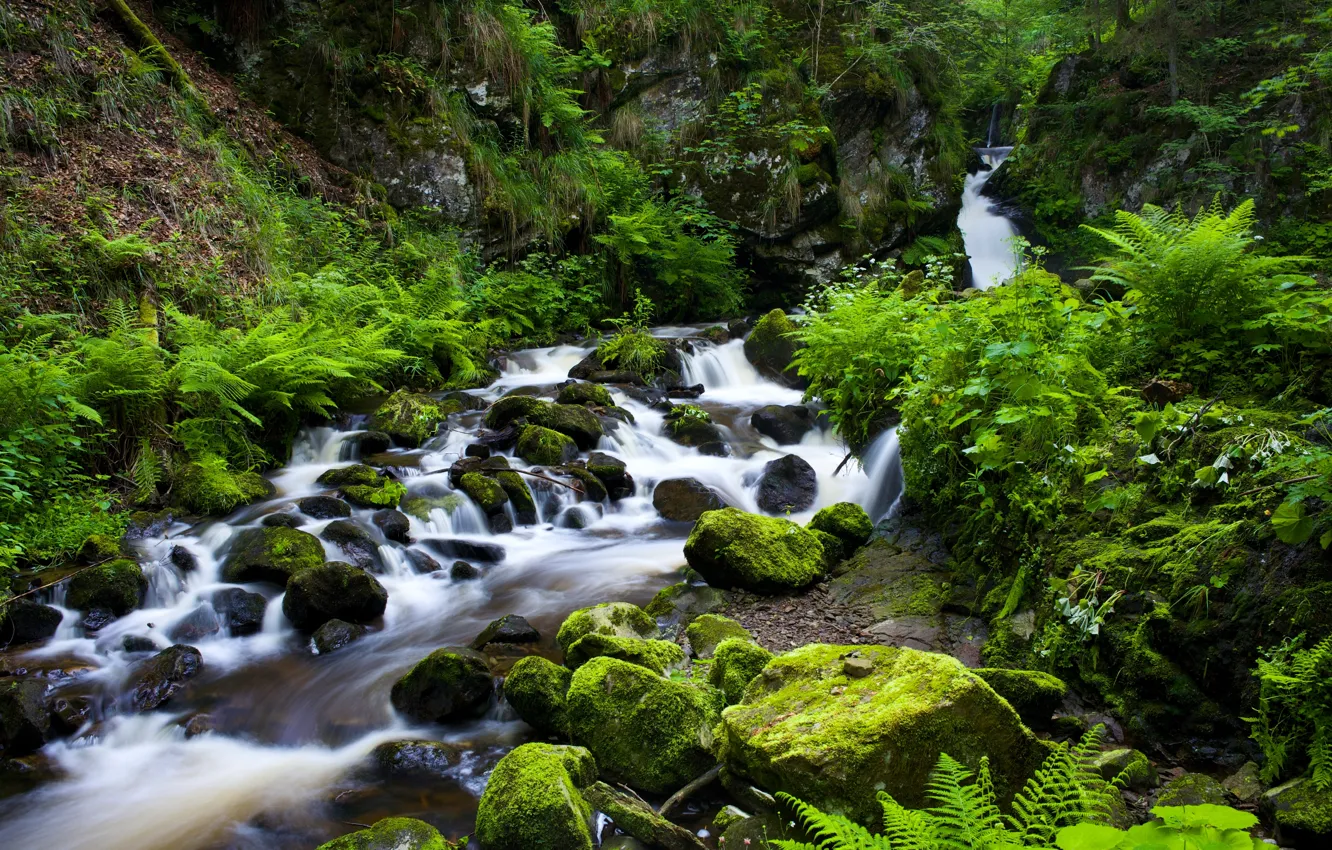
556, 603, 657, 654
282, 562, 389, 630
684, 508, 826, 593
755, 454, 818, 514
0, 678, 52, 755
567, 657, 723, 794
743, 311, 804, 388
494, 471, 538, 524
0, 600, 63, 645
475, 743, 598, 850
66, 559, 145, 615
485, 398, 604, 449
751, 405, 814, 444
504, 655, 573, 738
127, 645, 203, 712
316, 816, 451, 850
558, 382, 615, 407
390, 647, 494, 723
653, 478, 726, 522
719, 644, 1047, 821
222, 527, 325, 585
370, 390, 457, 447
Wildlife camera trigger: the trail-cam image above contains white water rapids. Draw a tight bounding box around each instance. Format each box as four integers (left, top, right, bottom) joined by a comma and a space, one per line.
0, 331, 904, 850
958, 147, 1021, 289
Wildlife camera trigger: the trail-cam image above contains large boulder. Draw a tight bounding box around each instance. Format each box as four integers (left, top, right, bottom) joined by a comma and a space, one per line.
0, 678, 52, 755
126, 645, 203, 712
1263, 778, 1332, 849
663, 406, 724, 448
316, 464, 406, 509
173, 461, 274, 516
320, 520, 382, 572
0, 600, 63, 645
807, 502, 874, 560
973, 668, 1067, 729
458, 472, 508, 516
567, 657, 723, 794
1158, 772, 1228, 807
475, 743, 597, 850
653, 478, 726, 522
390, 647, 494, 723
751, 405, 814, 445
564, 635, 686, 674
298, 496, 351, 519
558, 382, 615, 407
586, 453, 634, 501
709, 639, 773, 706
529, 404, 604, 450
484, 395, 546, 429
282, 562, 388, 630
683, 508, 826, 593
685, 614, 753, 658
222, 527, 325, 585
644, 582, 727, 627
492, 471, 537, 525
517, 424, 578, 466
65, 559, 145, 615
755, 454, 818, 514
504, 655, 573, 738
719, 644, 1047, 821
370, 390, 458, 447
316, 817, 451, 850
743, 310, 804, 388
556, 603, 656, 654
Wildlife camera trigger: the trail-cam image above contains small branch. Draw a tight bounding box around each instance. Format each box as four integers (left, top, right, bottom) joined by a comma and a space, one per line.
1237, 475, 1321, 498
658, 764, 721, 819
6, 562, 106, 603
1163, 395, 1220, 460
832, 451, 854, 477
106, 0, 212, 116
507, 469, 584, 493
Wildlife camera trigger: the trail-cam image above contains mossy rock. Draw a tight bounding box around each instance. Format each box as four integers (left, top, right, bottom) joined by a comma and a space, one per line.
1158, 772, 1228, 807
809, 529, 844, 570
808, 503, 874, 560
1090, 748, 1157, 792
564, 467, 608, 502
567, 656, 723, 794
742, 309, 804, 388
458, 472, 508, 514
564, 635, 686, 674
719, 644, 1047, 821
390, 647, 494, 724
529, 403, 604, 450
685, 614, 753, 658
316, 464, 382, 488
503, 655, 572, 738
493, 471, 537, 524
65, 559, 145, 615
484, 395, 546, 429
558, 382, 615, 407
401, 493, 464, 522
517, 424, 578, 466
684, 508, 826, 593
1264, 778, 1332, 848
282, 561, 389, 631
316, 817, 452, 850
342, 481, 407, 509
556, 602, 657, 654
0, 678, 53, 755
663, 407, 724, 447
370, 390, 457, 448
174, 460, 274, 516
222, 527, 325, 585
710, 638, 774, 705
77, 534, 123, 564
644, 582, 726, 625
475, 743, 597, 850
973, 668, 1067, 729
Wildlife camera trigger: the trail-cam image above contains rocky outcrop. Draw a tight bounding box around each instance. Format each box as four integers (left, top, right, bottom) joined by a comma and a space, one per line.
684, 508, 826, 593
807, 502, 874, 560
751, 404, 814, 444
743, 311, 804, 388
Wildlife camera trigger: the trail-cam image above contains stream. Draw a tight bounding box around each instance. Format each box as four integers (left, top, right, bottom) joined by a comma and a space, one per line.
0, 330, 904, 850
959, 146, 1022, 289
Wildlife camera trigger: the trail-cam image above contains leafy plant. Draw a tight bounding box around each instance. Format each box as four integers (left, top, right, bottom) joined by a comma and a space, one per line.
1248, 633, 1332, 789
1056, 804, 1263, 850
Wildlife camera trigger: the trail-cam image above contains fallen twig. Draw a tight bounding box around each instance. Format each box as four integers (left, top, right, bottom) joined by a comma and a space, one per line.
1237, 474, 1321, 498
1163, 395, 1220, 460
658, 764, 721, 818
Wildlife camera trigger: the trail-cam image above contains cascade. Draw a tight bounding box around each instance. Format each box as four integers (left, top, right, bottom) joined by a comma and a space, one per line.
958, 147, 1022, 289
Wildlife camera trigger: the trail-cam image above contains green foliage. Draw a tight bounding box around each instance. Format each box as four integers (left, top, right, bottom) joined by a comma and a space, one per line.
1055, 805, 1263, 850
1249, 634, 1332, 789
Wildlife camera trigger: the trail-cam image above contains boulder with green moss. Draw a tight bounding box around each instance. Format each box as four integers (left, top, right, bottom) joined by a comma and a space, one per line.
66, 558, 145, 615
529, 403, 604, 450
564, 634, 686, 674
585, 452, 634, 500
1090, 748, 1157, 792
494, 471, 537, 524
316, 817, 453, 850
683, 508, 826, 593
1264, 778, 1332, 849
77, 534, 122, 564
370, 390, 458, 448
317, 464, 406, 508
558, 382, 615, 407
174, 459, 274, 516
710, 638, 774, 705
556, 602, 657, 654
518, 424, 578, 466
484, 395, 546, 429
644, 582, 726, 626
400, 493, 463, 522
719, 644, 1047, 820
808, 502, 874, 560
390, 647, 494, 723
222, 527, 325, 585
580, 781, 709, 850
743, 310, 804, 388
663, 406, 724, 447
563, 466, 608, 502
282, 561, 388, 630
458, 471, 508, 514
1157, 772, 1228, 807
567, 657, 723, 794
685, 614, 753, 658
475, 743, 598, 850
503, 655, 572, 738
973, 668, 1067, 729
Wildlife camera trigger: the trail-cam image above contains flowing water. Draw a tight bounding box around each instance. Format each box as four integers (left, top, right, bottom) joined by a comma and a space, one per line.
0, 332, 904, 850
958, 147, 1021, 289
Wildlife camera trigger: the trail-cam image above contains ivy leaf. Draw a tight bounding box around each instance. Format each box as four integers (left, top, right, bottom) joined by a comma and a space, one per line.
1271, 500, 1315, 545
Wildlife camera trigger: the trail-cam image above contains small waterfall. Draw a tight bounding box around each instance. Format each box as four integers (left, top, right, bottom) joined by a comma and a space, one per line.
986, 102, 1003, 148
855, 427, 904, 522
958, 147, 1021, 289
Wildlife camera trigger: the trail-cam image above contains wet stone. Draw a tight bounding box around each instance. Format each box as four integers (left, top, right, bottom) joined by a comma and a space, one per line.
168, 546, 198, 573
126, 645, 203, 713
371, 739, 463, 779
0, 678, 52, 755
465, 443, 491, 459
260, 512, 304, 529
0, 600, 62, 646
372, 509, 412, 544
425, 539, 506, 564
450, 561, 480, 581
471, 615, 540, 650
312, 619, 368, 655
212, 588, 267, 637
49, 694, 93, 733
122, 635, 159, 653
167, 605, 221, 643
320, 520, 381, 572
404, 549, 442, 574
299, 496, 352, 520
81, 609, 115, 632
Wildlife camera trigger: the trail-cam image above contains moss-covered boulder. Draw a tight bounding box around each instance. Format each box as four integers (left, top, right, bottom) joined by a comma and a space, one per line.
719, 644, 1047, 820
282, 561, 389, 630
564, 634, 686, 674
808, 502, 874, 560
222, 527, 325, 585
644, 582, 727, 626
400, 493, 464, 522
585, 452, 634, 500
1264, 778, 1332, 849
684, 508, 826, 593
312, 619, 368, 654
494, 471, 537, 524
973, 668, 1067, 729
316, 464, 381, 488
743, 309, 804, 388
76, 533, 122, 564
126, 644, 203, 712
316, 464, 406, 508
518, 424, 579, 465
1090, 748, 1157, 792
710, 638, 774, 705
556, 602, 657, 654
475, 743, 597, 850
484, 394, 546, 429
558, 382, 615, 407
653, 478, 726, 522
390, 647, 494, 723
66, 558, 145, 615
174, 460, 274, 516
1158, 772, 1228, 807
663, 406, 724, 447
316, 817, 452, 850
504, 655, 572, 738
567, 656, 723, 794
0, 678, 53, 755
530, 404, 604, 450
370, 390, 457, 448
458, 472, 508, 514
685, 614, 753, 658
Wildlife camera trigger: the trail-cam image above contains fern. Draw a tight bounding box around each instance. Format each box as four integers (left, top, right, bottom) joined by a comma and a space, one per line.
130, 438, 161, 505
1250, 634, 1332, 789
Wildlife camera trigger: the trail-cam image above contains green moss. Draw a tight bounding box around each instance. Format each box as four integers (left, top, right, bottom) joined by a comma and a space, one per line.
1090, 748, 1157, 791
174, 459, 273, 516
808, 502, 874, 559
503, 655, 572, 738
389, 647, 494, 723
529, 403, 604, 449
567, 656, 724, 794
1266, 778, 1332, 839
316, 817, 451, 850
555, 602, 656, 653
809, 529, 845, 569
458, 472, 508, 513
221, 527, 325, 585
65, 558, 145, 614
316, 464, 382, 488
475, 743, 597, 850
494, 471, 536, 518
370, 390, 456, 447
742, 309, 802, 384
517, 424, 578, 466
974, 668, 1068, 728
484, 395, 546, 430
342, 481, 407, 508
709, 638, 773, 705
557, 382, 615, 407
1158, 772, 1228, 807
643, 582, 726, 623
564, 634, 686, 674
685, 614, 753, 659
683, 508, 826, 593
400, 493, 464, 521
76, 534, 122, 564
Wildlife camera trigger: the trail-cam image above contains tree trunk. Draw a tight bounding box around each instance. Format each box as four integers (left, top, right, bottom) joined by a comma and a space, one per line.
1115, 0, 1133, 29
